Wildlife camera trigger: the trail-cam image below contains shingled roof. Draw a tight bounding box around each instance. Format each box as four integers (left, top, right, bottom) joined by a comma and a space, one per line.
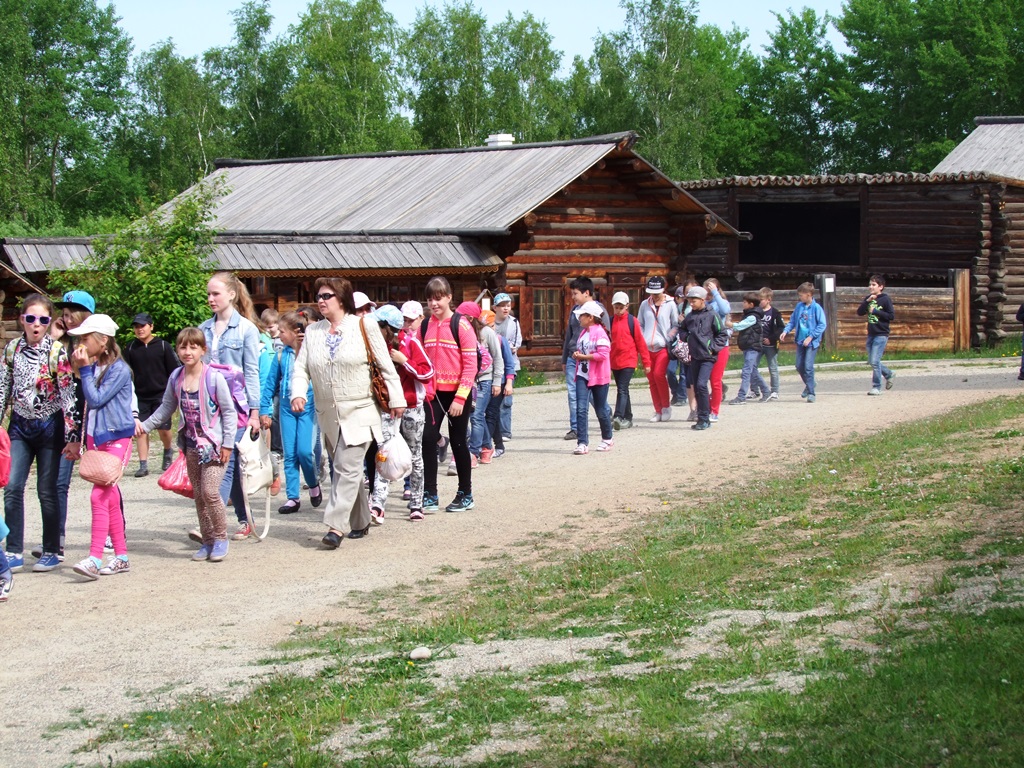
932, 116, 1024, 181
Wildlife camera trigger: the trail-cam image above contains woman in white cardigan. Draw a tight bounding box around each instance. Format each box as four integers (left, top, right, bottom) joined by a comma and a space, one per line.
290, 277, 405, 549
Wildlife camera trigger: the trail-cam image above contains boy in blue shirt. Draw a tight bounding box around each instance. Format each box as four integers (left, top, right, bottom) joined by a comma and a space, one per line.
779, 282, 827, 403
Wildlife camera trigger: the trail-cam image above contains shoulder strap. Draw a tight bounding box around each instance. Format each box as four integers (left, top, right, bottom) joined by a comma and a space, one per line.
450, 312, 462, 341
627, 314, 635, 337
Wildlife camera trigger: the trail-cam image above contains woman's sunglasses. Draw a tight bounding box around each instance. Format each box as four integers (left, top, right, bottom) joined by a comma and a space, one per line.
316, 292, 336, 302
22, 314, 52, 326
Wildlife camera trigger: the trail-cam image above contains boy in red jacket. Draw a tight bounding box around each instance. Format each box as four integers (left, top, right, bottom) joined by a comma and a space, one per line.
609, 292, 651, 430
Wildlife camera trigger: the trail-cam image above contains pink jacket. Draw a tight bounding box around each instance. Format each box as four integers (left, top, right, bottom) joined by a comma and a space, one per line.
576, 325, 611, 387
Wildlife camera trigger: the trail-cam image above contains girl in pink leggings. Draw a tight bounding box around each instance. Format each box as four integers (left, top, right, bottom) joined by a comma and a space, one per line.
67, 314, 136, 580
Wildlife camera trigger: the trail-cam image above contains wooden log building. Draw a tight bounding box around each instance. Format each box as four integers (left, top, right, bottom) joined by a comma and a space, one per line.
679, 116, 1024, 348
1, 131, 741, 367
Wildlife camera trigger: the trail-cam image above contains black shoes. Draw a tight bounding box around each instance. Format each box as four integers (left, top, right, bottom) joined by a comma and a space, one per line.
309, 486, 323, 508
691, 420, 711, 431
278, 500, 301, 514
321, 531, 343, 549
134, 466, 149, 478
347, 525, 370, 539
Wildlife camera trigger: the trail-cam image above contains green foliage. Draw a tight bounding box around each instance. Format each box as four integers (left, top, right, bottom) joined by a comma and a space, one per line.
49, 177, 224, 341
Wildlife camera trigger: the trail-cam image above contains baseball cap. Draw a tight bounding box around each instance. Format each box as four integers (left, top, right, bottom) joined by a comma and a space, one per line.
685, 286, 708, 300
456, 301, 481, 319
353, 291, 377, 310
674, 285, 689, 298
57, 290, 96, 313
67, 313, 118, 337
373, 304, 404, 330
573, 300, 604, 318
132, 312, 154, 326
645, 276, 667, 294
400, 300, 424, 319
481, 309, 496, 326
493, 292, 513, 306
611, 291, 629, 306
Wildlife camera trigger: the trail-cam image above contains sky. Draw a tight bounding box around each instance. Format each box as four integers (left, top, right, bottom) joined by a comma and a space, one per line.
109, 0, 848, 64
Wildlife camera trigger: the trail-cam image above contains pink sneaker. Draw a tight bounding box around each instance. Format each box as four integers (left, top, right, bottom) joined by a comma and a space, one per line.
479, 447, 494, 464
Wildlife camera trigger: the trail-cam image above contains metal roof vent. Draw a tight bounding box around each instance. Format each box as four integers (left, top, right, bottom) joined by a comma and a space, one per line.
484, 133, 515, 148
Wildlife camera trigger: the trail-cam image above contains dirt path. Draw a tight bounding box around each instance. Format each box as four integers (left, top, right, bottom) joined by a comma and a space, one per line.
1, 359, 1020, 766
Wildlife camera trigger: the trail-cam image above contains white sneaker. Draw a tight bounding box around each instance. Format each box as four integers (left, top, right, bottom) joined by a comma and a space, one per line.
447, 461, 458, 476
648, 413, 661, 423
867, 388, 881, 396
661, 406, 672, 422
709, 413, 719, 423
767, 392, 779, 401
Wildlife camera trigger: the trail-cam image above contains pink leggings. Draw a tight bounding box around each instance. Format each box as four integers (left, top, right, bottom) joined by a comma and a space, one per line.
710, 344, 731, 415
86, 436, 132, 560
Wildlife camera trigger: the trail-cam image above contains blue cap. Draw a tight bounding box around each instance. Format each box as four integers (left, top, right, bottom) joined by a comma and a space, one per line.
373, 304, 404, 330
494, 292, 513, 305
57, 290, 96, 313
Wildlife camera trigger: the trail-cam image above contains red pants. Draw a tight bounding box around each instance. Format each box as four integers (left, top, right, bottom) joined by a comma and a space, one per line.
710, 344, 731, 415
646, 348, 671, 414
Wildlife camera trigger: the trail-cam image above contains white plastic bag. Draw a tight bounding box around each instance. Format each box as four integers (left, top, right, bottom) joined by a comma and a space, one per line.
376, 435, 412, 481
236, 427, 273, 495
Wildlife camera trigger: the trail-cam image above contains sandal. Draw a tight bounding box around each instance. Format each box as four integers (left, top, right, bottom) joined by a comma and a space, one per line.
596, 440, 614, 452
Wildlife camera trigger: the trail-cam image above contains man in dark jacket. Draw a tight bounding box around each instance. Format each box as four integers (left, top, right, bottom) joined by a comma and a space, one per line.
856, 275, 895, 396
124, 313, 180, 475
680, 286, 727, 430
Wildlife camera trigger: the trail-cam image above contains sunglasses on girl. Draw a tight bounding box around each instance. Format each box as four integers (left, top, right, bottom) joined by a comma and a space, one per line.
22, 314, 52, 326
316, 292, 336, 302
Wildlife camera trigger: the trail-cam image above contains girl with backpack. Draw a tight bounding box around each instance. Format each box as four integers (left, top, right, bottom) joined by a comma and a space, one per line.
418, 277, 478, 514
67, 315, 135, 580
0, 294, 80, 576
138, 328, 237, 561
198, 271, 262, 541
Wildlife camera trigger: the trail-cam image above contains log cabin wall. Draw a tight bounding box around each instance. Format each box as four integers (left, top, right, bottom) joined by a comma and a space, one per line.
683, 178, 1024, 348
503, 159, 706, 366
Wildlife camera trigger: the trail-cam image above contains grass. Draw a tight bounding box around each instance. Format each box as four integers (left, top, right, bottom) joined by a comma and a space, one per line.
92, 395, 1024, 767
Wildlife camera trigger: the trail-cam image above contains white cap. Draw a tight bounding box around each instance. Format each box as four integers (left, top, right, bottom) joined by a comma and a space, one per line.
67, 313, 119, 337
353, 291, 377, 309
611, 291, 629, 306
400, 300, 424, 319
573, 300, 604, 318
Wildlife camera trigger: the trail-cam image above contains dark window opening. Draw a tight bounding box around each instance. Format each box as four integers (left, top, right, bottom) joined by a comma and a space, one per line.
738, 201, 860, 266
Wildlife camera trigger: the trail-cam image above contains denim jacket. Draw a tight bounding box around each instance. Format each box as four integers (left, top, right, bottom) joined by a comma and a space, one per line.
80, 360, 136, 445
260, 346, 314, 416
200, 310, 261, 414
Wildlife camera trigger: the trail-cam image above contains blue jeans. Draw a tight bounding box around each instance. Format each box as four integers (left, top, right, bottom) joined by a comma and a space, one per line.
688, 360, 714, 421
4, 435, 62, 554
574, 376, 612, 446
795, 344, 818, 395
219, 424, 249, 524
57, 453, 75, 542
737, 349, 769, 400
469, 380, 494, 457
866, 335, 892, 390
565, 358, 578, 431
485, 391, 505, 451
757, 347, 780, 394
667, 359, 688, 401
500, 388, 513, 439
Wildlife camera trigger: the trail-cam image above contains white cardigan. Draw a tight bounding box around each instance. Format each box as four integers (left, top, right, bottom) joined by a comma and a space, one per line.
290, 314, 404, 448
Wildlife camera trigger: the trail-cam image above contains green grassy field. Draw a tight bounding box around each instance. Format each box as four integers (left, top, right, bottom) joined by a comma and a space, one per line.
90, 395, 1024, 767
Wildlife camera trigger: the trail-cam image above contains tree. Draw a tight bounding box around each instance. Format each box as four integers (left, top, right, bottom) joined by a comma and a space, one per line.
50, 177, 225, 340
204, 1, 297, 159
487, 12, 566, 142
403, 2, 490, 148
288, 0, 415, 155
581, 0, 753, 179
121, 42, 233, 204
0, 0, 131, 228
838, 0, 1024, 171
744, 9, 851, 175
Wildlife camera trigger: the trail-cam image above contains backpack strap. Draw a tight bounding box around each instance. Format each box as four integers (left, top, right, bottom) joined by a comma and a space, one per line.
421, 312, 464, 344
627, 313, 635, 337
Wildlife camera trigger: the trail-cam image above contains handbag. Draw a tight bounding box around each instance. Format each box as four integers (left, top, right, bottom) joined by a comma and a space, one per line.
235, 427, 273, 541
79, 448, 125, 487
359, 318, 391, 410
157, 451, 194, 498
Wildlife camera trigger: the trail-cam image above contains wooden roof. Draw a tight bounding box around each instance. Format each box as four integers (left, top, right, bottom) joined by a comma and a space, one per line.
678, 170, 1009, 191
932, 116, 1024, 181
1, 236, 502, 276
198, 132, 739, 237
